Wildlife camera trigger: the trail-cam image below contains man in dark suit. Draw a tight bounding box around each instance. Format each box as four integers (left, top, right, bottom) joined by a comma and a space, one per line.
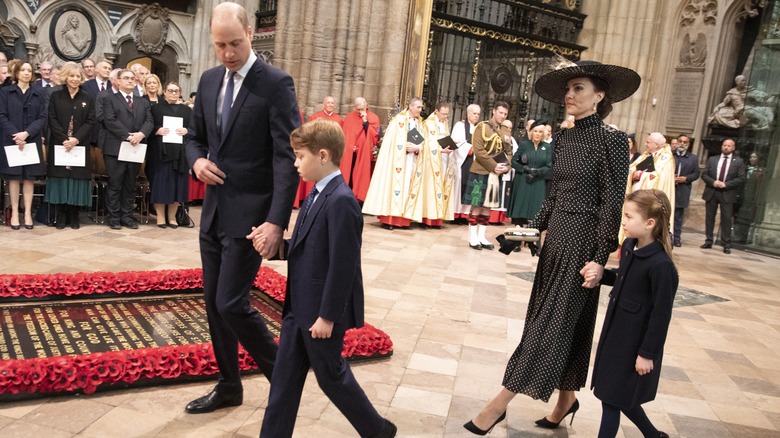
183, 2, 300, 414
100, 69, 153, 229
33, 61, 54, 89
701, 138, 746, 254
84, 64, 115, 148
82, 60, 112, 98
672, 134, 699, 247
256, 119, 396, 438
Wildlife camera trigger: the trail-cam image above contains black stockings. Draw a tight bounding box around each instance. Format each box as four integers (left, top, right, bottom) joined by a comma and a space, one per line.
598, 402, 658, 438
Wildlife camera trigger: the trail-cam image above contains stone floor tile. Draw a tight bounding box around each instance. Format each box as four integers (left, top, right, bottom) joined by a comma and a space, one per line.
2, 211, 780, 436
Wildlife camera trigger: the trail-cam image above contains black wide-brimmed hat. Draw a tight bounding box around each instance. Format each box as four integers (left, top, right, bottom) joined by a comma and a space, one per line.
534, 60, 641, 104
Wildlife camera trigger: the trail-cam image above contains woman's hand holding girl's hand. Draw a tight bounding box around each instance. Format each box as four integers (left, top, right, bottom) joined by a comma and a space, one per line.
579, 261, 604, 288
635, 355, 654, 375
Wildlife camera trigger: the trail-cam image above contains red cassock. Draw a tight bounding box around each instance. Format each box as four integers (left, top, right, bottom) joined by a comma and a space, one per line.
309, 110, 344, 126
341, 110, 379, 202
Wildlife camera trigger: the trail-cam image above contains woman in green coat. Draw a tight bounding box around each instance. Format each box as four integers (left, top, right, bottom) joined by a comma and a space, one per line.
508, 120, 552, 225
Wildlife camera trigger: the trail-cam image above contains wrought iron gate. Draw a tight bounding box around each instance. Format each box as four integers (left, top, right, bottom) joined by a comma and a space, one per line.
424, 0, 587, 126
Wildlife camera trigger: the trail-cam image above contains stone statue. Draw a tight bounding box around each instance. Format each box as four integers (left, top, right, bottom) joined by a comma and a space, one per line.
707, 75, 747, 128
680, 33, 707, 67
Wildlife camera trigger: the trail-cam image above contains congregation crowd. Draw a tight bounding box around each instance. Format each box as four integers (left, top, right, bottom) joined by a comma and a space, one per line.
305, 94, 747, 256
0, 52, 197, 231
0, 48, 749, 256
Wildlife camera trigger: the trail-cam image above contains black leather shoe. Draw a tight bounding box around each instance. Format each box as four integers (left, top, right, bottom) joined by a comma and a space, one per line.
673, 241, 681, 247
700, 242, 712, 249
464, 412, 506, 435
109, 222, 122, 230
370, 419, 397, 438
185, 389, 243, 414
723, 247, 731, 254
535, 399, 579, 429
121, 219, 139, 229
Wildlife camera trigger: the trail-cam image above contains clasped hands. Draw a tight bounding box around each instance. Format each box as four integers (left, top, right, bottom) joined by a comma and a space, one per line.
405, 142, 421, 153
11, 131, 29, 148
579, 261, 604, 289
156, 127, 188, 136
62, 136, 79, 151
126, 132, 145, 146
247, 222, 285, 260
713, 180, 727, 189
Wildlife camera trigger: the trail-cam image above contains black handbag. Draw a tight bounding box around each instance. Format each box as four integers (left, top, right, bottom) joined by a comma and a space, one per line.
175, 203, 194, 227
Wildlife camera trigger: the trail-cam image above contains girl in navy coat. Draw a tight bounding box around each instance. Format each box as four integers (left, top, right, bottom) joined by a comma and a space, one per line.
583, 189, 678, 438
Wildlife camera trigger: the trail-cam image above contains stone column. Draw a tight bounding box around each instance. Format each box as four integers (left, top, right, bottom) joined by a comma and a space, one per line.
275, 0, 411, 123
188, 0, 220, 88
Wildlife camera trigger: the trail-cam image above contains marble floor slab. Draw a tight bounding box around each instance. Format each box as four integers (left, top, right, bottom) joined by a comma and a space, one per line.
1, 207, 779, 437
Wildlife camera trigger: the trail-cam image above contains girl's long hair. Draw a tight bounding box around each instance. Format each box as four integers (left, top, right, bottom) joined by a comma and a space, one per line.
626, 189, 675, 265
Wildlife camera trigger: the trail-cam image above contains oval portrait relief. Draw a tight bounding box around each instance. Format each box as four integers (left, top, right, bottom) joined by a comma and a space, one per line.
50, 5, 97, 61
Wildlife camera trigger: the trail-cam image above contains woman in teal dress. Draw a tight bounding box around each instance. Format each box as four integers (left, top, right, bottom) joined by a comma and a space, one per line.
507, 120, 551, 225
45, 62, 95, 229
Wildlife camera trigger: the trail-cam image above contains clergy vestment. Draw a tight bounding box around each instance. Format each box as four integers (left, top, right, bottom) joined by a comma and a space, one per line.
619, 145, 677, 244
362, 110, 423, 227
405, 112, 453, 224
341, 109, 379, 202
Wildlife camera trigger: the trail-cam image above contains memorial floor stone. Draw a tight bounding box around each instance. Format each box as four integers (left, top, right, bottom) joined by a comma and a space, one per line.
0, 292, 281, 361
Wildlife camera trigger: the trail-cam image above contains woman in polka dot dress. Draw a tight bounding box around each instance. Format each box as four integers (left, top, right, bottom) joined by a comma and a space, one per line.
465, 61, 641, 435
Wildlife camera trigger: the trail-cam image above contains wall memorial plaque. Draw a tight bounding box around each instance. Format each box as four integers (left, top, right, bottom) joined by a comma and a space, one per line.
49, 4, 97, 62
666, 69, 705, 133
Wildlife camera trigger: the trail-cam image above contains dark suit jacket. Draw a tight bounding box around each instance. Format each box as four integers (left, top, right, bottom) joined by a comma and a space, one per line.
82, 78, 102, 98
592, 238, 678, 409
100, 92, 153, 156
185, 57, 300, 238
32, 79, 53, 90
673, 151, 699, 208
47, 88, 96, 179
701, 154, 746, 204
283, 174, 364, 330
82, 79, 106, 144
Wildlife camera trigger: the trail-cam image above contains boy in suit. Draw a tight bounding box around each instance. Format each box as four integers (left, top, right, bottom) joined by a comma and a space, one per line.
253, 119, 396, 438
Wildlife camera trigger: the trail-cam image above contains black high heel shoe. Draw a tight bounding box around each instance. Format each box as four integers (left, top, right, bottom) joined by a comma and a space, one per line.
535, 399, 579, 429
463, 411, 506, 435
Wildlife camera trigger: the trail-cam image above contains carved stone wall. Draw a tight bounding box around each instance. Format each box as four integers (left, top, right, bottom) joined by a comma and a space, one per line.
0, 0, 200, 94
274, 0, 412, 123
578, 0, 764, 159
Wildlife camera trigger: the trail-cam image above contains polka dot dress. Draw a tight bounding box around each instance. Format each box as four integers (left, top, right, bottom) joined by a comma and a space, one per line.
502, 113, 629, 402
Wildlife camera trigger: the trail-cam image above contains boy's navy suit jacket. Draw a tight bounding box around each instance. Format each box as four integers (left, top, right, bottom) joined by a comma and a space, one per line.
283, 174, 364, 330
